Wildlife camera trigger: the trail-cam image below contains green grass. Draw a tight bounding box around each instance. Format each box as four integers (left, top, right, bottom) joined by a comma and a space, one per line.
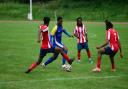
0, 21, 128, 89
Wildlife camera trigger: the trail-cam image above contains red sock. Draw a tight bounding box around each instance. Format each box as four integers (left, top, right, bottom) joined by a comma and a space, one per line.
28, 62, 38, 71
62, 53, 70, 63
97, 57, 101, 68
112, 63, 115, 69
87, 50, 91, 58
77, 51, 81, 60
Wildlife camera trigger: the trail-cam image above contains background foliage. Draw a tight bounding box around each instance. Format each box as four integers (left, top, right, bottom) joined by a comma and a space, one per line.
0, 0, 128, 21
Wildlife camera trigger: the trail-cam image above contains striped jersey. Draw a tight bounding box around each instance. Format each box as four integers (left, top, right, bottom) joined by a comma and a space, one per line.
74, 25, 87, 43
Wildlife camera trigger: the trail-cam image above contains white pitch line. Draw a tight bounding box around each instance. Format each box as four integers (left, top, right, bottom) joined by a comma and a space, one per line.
89, 33, 97, 38
0, 75, 127, 84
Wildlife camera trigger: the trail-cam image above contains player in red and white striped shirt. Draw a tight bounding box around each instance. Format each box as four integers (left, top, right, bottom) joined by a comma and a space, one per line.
25, 17, 75, 73
92, 20, 123, 72
73, 17, 93, 63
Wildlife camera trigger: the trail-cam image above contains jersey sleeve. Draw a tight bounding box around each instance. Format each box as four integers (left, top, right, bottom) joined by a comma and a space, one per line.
51, 25, 57, 36
39, 25, 48, 32
106, 30, 110, 41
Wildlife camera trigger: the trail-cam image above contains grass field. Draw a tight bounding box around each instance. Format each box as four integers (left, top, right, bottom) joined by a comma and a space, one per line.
0, 21, 128, 89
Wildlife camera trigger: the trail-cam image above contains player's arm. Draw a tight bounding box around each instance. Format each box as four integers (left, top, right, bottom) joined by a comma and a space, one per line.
118, 37, 123, 58
73, 34, 77, 38
85, 33, 88, 42
50, 25, 57, 44
118, 40, 123, 58
73, 34, 79, 38
96, 40, 109, 49
73, 28, 79, 38
63, 29, 73, 37
37, 27, 41, 43
97, 30, 110, 49
84, 28, 88, 42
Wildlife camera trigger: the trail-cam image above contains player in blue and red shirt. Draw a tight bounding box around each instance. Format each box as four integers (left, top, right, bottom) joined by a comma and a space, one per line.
25, 17, 74, 73
73, 17, 93, 63
92, 20, 123, 72
42, 16, 73, 68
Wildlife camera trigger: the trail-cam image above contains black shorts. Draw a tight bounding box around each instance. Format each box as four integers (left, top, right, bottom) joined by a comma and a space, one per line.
77, 42, 89, 51
39, 46, 56, 57
103, 46, 117, 57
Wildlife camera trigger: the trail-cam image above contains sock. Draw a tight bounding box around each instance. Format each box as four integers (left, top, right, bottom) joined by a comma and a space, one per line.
112, 63, 115, 69
62, 53, 70, 63
28, 62, 38, 72
97, 57, 101, 69
87, 50, 91, 58
77, 51, 81, 60
62, 58, 66, 65
44, 57, 54, 66
62, 50, 67, 65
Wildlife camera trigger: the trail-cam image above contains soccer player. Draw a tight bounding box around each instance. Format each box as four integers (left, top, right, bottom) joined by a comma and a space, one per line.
25, 16, 74, 73
92, 20, 123, 72
42, 16, 73, 67
73, 17, 93, 63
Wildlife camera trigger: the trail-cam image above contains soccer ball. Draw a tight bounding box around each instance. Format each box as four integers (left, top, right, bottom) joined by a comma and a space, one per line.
62, 64, 72, 72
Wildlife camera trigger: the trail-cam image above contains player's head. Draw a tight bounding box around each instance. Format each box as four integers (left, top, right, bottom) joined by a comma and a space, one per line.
43, 16, 50, 26
57, 16, 63, 25
105, 20, 113, 30
77, 17, 83, 26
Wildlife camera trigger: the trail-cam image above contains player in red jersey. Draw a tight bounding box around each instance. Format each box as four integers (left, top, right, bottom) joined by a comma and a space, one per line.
25, 17, 74, 73
73, 17, 93, 63
92, 20, 123, 72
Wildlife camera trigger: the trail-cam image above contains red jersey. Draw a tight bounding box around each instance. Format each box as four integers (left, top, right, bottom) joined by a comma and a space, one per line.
40, 25, 51, 49
106, 28, 119, 52
74, 25, 87, 43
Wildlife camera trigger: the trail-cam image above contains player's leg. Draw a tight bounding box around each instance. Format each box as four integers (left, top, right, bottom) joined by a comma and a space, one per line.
25, 49, 47, 73
62, 45, 68, 65
109, 52, 117, 72
109, 56, 116, 72
55, 47, 75, 65
43, 52, 59, 67
77, 43, 82, 62
92, 47, 105, 72
84, 42, 93, 63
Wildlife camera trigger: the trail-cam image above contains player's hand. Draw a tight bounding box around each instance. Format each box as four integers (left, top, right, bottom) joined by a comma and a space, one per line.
37, 39, 41, 43
120, 52, 123, 58
77, 36, 80, 39
86, 39, 88, 42
96, 46, 100, 49
70, 35, 74, 38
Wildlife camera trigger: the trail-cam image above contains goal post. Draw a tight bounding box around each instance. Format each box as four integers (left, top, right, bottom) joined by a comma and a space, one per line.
28, 0, 33, 20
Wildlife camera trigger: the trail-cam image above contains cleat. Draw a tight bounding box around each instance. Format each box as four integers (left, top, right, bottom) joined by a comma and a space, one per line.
69, 57, 75, 65
77, 59, 81, 63
92, 67, 101, 72
111, 69, 116, 72
88, 58, 93, 64
25, 69, 30, 74
41, 63, 46, 68
62, 64, 66, 70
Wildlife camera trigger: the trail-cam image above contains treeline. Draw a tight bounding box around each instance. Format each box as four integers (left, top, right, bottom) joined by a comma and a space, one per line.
0, 0, 128, 4
0, 0, 53, 3
0, 0, 127, 21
